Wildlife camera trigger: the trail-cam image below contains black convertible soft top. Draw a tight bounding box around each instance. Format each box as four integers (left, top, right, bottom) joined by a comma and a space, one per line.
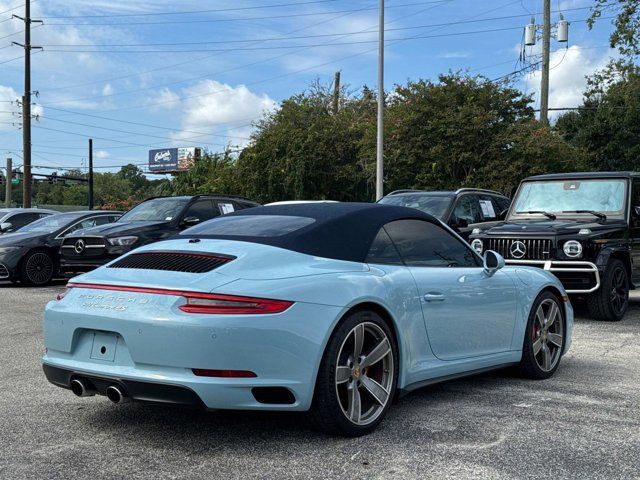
180, 202, 438, 263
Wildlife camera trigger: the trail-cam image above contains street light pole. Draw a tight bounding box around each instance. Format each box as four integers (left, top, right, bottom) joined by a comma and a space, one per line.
376, 0, 384, 201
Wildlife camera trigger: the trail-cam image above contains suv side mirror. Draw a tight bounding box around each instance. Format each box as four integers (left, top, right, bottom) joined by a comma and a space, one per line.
498, 209, 508, 220
181, 216, 200, 228
483, 250, 505, 277
0, 222, 12, 232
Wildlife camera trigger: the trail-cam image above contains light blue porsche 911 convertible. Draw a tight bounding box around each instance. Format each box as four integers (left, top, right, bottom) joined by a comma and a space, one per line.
42, 203, 572, 436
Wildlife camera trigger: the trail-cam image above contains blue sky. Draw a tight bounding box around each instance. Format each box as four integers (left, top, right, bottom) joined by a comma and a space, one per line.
0, 0, 617, 177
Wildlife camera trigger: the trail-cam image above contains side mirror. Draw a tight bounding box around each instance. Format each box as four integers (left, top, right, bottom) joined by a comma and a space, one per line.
498, 209, 508, 221
181, 216, 200, 228
483, 250, 505, 277
0, 222, 12, 232
634, 206, 640, 218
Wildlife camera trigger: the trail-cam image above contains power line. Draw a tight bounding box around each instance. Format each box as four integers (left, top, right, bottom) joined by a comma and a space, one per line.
38, 1, 442, 26
37, 0, 353, 19
39, 0, 391, 95
39, 106, 253, 140
39, 0, 452, 107
40, 6, 594, 48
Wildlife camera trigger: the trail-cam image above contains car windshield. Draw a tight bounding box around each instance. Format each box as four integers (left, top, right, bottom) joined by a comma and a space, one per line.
181, 215, 315, 237
378, 194, 453, 219
119, 198, 189, 222
19, 213, 82, 233
511, 179, 627, 218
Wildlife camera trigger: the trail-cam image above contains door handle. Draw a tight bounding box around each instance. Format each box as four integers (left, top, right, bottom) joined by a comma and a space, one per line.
424, 293, 445, 302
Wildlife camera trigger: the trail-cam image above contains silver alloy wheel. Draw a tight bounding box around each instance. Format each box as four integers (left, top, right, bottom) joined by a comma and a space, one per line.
25, 252, 54, 285
335, 322, 394, 426
532, 298, 564, 372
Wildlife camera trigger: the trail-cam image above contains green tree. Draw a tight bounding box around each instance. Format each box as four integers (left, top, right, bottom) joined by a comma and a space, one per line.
380, 74, 535, 193
556, 71, 640, 171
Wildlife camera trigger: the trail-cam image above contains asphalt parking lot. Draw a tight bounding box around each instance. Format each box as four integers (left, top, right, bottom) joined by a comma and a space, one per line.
1, 283, 639, 480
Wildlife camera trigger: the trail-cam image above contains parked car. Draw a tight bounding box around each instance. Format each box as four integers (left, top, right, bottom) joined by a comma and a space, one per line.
0, 210, 121, 285
59, 195, 260, 273
43, 203, 571, 436
470, 171, 640, 321
378, 188, 510, 240
0, 208, 57, 234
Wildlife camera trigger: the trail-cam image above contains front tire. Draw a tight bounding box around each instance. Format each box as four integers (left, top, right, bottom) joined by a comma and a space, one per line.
586, 258, 629, 322
310, 310, 398, 437
20, 250, 55, 286
520, 291, 565, 380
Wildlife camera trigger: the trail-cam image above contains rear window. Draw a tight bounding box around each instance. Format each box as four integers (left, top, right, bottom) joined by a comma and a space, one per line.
181, 215, 315, 237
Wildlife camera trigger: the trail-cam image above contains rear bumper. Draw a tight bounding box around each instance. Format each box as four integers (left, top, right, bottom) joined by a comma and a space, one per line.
43, 364, 206, 407
42, 290, 342, 411
505, 259, 600, 294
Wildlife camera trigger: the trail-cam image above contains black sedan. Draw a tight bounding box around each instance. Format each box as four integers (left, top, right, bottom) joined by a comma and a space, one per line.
0, 210, 121, 286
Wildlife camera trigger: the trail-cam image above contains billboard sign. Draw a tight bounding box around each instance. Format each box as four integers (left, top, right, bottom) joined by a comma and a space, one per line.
148, 147, 201, 173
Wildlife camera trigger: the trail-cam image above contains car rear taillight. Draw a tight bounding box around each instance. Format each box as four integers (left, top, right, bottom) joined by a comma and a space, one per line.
179, 292, 292, 314
65, 282, 293, 315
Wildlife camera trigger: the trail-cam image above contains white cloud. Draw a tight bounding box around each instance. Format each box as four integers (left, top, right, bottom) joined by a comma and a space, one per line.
102, 84, 114, 96
95, 150, 110, 159
158, 80, 277, 148
523, 45, 613, 116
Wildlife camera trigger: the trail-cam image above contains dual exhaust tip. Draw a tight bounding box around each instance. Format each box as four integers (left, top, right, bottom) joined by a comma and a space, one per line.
70, 379, 130, 404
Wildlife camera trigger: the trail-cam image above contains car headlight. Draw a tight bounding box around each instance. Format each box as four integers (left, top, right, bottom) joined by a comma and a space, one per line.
471, 239, 483, 254
107, 236, 139, 247
0, 246, 21, 254
563, 240, 582, 258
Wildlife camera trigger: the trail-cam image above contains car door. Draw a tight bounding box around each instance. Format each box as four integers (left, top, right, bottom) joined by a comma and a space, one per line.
450, 195, 482, 240
384, 219, 517, 360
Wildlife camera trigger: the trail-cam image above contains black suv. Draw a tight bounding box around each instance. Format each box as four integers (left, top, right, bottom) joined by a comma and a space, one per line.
470, 172, 640, 321
378, 188, 511, 240
59, 194, 259, 273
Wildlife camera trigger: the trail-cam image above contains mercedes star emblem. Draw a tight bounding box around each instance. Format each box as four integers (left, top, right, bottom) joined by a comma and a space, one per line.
510, 241, 526, 259
74, 239, 86, 254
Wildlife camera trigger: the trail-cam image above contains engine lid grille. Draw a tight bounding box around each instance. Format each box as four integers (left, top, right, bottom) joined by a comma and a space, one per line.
485, 238, 553, 260
108, 251, 234, 273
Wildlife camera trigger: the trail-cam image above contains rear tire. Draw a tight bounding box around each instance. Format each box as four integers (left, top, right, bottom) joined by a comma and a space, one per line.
586, 258, 628, 322
520, 291, 565, 380
310, 309, 398, 437
20, 250, 55, 286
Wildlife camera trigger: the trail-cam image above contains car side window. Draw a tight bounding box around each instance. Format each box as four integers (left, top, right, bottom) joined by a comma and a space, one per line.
366, 228, 404, 265
184, 200, 218, 222
384, 219, 480, 268
493, 196, 511, 215
7, 212, 38, 230
453, 196, 482, 225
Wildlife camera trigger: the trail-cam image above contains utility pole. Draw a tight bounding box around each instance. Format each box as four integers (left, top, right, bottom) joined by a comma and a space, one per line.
376, 0, 384, 201
540, 0, 551, 126
13, 0, 42, 208
332, 71, 341, 114
88, 138, 94, 209
5, 158, 12, 208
